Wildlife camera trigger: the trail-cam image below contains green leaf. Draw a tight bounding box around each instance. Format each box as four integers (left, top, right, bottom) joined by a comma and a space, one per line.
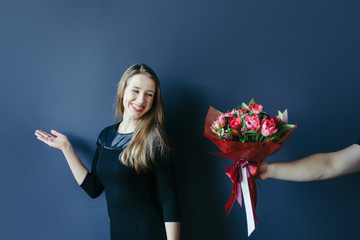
242, 102, 250, 111
277, 110, 283, 122
285, 124, 296, 129
272, 137, 280, 142
247, 130, 258, 134
241, 117, 246, 127
248, 98, 255, 106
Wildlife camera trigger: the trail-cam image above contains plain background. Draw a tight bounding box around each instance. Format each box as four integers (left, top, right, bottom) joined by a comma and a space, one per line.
1, 0, 360, 239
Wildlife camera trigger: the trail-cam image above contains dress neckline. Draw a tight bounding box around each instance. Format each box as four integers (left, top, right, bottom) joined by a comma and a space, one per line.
115, 122, 134, 135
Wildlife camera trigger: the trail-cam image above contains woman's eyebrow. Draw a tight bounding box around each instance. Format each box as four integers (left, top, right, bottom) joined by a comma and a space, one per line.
132, 86, 155, 93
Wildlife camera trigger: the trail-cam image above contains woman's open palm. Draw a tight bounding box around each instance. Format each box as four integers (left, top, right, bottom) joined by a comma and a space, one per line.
34, 130, 69, 150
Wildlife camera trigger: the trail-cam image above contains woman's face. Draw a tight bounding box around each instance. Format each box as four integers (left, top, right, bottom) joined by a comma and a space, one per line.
122, 74, 156, 121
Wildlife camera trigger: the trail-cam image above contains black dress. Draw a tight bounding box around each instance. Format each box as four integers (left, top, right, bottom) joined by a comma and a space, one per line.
80, 123, 180, 240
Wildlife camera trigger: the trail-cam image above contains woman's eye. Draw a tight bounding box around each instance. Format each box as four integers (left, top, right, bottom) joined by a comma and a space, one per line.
147, 94, 154, 97
132, 90, 139, 93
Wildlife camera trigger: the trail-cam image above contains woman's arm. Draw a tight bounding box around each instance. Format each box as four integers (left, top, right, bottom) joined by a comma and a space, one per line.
35, 130, 88, 185
153, 150, 181, 240
258, 144, 360, 182
165, 222, 180, 240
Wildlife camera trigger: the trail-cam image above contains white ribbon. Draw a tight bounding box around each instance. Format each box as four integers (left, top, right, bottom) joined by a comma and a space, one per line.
240, 166, 255, 236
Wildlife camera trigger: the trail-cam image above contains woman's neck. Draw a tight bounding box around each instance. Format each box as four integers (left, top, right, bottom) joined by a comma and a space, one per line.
118, 118, 138, 133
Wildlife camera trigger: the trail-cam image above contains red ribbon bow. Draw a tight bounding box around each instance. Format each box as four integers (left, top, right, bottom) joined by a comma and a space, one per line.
225, 159, 259, 223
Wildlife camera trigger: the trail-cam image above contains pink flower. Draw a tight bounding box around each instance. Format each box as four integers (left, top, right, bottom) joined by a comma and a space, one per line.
244, 115, 260, 131
217, 115, 227, 127
271, 116, 280, 127
231, 108, 247, 116
210, 115, 227, 134
229, 116, 242, 130
210, 124, 220, 134
249, 103, 263, 114
239, 108, 247, 115
222, 112, 232, 117
260, 118, 278, 137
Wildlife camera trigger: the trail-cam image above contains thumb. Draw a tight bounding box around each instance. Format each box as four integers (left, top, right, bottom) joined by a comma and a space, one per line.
51, 129, 62, 136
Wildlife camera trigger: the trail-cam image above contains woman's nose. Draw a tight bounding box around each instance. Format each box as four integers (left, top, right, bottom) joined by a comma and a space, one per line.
136, 93, 145, 103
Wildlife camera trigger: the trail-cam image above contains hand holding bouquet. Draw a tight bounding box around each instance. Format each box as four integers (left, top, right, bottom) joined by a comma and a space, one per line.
204, 99, 295, 236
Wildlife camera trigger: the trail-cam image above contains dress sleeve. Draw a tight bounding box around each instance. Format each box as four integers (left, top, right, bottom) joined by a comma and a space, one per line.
154, 152, 180, 222
80, 145, 104, 198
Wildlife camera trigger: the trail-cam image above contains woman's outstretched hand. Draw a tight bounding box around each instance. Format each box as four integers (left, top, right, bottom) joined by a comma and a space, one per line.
34, 130, 70, 151
34, 129, 88, 185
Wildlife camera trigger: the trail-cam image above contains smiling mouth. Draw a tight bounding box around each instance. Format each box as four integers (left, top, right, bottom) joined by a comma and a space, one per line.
131, 103, 145, 112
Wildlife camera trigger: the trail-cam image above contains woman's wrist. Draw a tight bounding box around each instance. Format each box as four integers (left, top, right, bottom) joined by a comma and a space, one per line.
61, 140, 72, 152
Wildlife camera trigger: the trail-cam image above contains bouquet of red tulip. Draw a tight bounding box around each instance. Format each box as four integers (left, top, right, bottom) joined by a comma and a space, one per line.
204, 99, 295, 236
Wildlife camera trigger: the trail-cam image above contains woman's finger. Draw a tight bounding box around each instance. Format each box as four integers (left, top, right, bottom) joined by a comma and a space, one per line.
35, 130, 46, 135
35, 130, 53, 138
34, 131, 45, 139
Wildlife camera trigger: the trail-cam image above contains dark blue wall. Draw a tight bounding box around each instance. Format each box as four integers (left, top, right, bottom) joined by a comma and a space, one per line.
1, 0, 360, 239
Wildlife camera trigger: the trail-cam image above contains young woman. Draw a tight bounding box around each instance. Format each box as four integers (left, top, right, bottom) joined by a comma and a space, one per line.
35, 64, 180, 240
258, 139, 360, 181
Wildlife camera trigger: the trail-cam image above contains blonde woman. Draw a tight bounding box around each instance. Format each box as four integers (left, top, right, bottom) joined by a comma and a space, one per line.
35, 64, 180, 240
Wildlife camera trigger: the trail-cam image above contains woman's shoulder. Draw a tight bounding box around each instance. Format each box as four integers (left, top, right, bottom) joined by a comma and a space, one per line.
96, 123, 120, 146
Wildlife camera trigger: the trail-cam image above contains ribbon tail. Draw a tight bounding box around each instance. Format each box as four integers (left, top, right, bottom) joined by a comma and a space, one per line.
240, 166, 256, 237
236, 181, 242, 207
248, 176, 258, 222
225, 182, 237, 216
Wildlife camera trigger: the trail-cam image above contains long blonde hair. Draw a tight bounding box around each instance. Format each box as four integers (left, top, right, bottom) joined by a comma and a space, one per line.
116, 64, 170, 173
